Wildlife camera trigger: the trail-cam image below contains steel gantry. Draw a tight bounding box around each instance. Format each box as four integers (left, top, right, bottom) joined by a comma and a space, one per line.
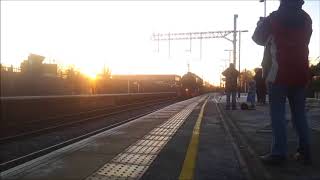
152, 30, 248, 64
152, 30, 234, 60
151, 15, 248, 69
152, 31, 234, 41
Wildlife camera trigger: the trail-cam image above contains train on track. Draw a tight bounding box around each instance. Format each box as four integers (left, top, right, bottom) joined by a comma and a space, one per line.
180, 72, 204, 98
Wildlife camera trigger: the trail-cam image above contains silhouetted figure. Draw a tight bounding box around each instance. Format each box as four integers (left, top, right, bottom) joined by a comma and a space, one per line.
254, 68, 267, 104
252, 0, 312, 165
247, 79, 256, 109
222, 63, 239, 110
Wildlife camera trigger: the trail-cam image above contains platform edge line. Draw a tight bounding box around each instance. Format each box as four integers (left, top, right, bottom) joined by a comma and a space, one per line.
178, 97, 208, 180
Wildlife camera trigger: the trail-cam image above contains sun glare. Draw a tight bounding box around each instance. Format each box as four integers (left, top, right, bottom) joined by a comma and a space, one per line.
76, 62, 105, 80
81, 68, 99, 80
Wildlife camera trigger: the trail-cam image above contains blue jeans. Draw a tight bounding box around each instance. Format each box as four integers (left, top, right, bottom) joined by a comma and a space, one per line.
226, 90, 236, 108
269, 84, 310, 157
247, 91, 256, 106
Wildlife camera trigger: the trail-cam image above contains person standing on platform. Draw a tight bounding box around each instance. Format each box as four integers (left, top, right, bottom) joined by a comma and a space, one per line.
222, 63, 240, 110
252, 0, 312, 165
254, 68, 267, 104
247, 79, 256, 109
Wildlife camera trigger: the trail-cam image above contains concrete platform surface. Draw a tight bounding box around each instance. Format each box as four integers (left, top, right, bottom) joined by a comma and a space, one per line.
218, 93, 320, 180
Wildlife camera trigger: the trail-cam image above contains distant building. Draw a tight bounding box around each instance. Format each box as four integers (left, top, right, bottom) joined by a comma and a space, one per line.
112, 74, 180, 82
1, 64, 20, 73
112, 74, 180, 86
20, 53, 57, 77
110, 74, 181, 93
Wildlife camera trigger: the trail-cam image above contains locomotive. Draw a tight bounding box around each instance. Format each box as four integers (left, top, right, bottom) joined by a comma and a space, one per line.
180, 72, 203, 97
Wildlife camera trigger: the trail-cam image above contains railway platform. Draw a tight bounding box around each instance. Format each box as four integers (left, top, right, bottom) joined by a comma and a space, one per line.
1, 94, 320, 180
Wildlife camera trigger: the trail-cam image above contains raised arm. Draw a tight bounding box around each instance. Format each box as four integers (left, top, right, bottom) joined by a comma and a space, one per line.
252, 16, 272, 46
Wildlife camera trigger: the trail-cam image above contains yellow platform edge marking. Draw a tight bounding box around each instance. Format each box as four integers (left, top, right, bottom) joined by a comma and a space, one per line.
179, 97, 209, 180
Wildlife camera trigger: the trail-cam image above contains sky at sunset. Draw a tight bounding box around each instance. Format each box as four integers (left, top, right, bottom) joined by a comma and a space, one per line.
1, 1, 319, 85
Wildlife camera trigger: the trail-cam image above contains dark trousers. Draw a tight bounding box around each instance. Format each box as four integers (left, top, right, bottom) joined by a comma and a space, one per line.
257, 91, 266, 104
226, 90, 237, 108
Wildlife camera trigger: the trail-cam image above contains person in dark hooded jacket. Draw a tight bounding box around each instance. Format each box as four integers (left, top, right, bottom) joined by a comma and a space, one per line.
252, 0, 312, 165
222, 63, 239, 110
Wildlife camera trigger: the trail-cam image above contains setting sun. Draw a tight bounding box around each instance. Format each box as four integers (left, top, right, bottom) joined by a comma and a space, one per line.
78, 65, 103, 80
83, 71, 98, 80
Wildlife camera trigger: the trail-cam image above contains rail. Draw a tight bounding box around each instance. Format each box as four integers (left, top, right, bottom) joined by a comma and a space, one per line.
0, 92, 177, 100
1, 92, 178, 126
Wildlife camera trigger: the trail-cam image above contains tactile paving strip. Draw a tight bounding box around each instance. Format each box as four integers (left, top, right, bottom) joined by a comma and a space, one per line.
86, 96, 207, 180
143, 135, 170, 141
87, 163, 148, 180
112, 153, 155, 166
135, 139, 166, 147
126, 145, 161, 155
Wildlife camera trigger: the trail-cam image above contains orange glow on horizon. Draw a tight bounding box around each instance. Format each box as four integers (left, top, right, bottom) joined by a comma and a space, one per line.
80, 67, 100, 80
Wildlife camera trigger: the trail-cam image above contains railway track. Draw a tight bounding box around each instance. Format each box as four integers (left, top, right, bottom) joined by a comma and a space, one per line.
0, 98, 180, 172
0, 97, 178, 143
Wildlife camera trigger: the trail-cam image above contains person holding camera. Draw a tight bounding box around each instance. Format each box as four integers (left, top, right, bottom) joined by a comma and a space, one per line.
252, 0, 313, 165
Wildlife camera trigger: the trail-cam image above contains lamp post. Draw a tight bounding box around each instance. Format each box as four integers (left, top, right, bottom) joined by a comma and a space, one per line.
224, 49, 232, 64
233, 14, 238, 66
259, 0, 267, 17
238, 30, 249, 98
219, 65, 225, 88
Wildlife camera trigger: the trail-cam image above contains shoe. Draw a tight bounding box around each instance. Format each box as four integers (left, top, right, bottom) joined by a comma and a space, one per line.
294, 151, 312, 165
260, 154, 286, 165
